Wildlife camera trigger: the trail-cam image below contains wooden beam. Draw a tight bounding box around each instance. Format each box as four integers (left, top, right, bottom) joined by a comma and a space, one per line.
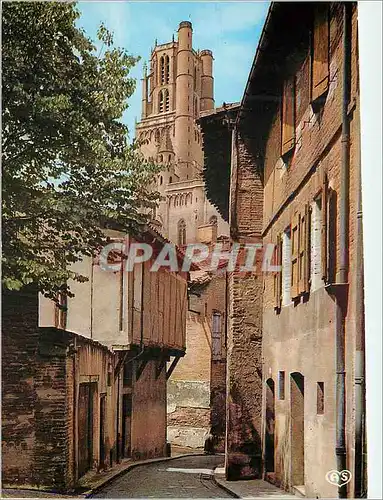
166, 356, 181, 380
155, 357, 167, 379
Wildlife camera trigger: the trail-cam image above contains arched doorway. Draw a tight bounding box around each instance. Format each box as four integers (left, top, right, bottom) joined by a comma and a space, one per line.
265, 378, 275, 475
290, 372, 305, 487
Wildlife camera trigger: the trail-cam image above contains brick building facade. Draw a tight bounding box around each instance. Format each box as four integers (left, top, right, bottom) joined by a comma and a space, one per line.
200, 3, 365, 498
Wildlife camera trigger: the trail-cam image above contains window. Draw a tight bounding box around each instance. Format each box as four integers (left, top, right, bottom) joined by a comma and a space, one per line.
160, 55, 165, 84
159, 91, 164, 113
298, 205, 310, 293
320, 170, 337, 285
274, 235, 282, 310
194, 66, 197, 91
159, 176, 163, 186
282, 228, 292, 305
291, 205, 311, 299
212, 311, 222, 361
55, 293, 67, 329
165, 55, 170, 84
281, 76, 296, 158
311, 196, 323, 291
194, 97, 198, 118
311, 5, 330, 110
169, 176, 172, 184
164, 89, 170, 112
178, 219, 186, 246
317, 382, 325, 414
278, 371, 285, 400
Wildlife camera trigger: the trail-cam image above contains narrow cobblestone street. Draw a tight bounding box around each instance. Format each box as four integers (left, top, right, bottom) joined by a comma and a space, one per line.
91, 455, 232, 498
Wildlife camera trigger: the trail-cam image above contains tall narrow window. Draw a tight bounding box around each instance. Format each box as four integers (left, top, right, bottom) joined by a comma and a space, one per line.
291, 214, 299, 299
178, 219, 186, 246
278, 371, 285, 400
291, 204, 310, 299
194, 97, 198, 118
282, 228, 292, 305
160, 55, 165, 84
291, 205, 311, 299
165, 55, 170, 84
311, 196, 323, 291
159, 91, 164, 113
274, 234, 282, 310
55, 293, 67, 329
164, 89, 170, 112
311, 5, 330, 109
281, 77, 296, 158
194, 66, 197, 91
298, 204, 311, 295
317, 382, 325, 414
212, 311, 222, 361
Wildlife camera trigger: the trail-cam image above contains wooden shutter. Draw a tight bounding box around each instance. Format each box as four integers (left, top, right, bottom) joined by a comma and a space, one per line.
311, 5, 330, 103
291, 214, 300, 299
281, 77, 296, 157
304, 203, 311, 293
274, 235, 282, 309
55, 293, 67, 329
321, 172, 329, 282
298, 204, 311, 294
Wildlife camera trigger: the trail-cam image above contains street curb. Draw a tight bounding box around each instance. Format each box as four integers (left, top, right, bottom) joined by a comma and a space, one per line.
211, 471, 241, 499
82, 452, 207, 498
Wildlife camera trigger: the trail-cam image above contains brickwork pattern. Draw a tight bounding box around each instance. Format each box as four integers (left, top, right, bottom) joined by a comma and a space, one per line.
226, 130, 264, 480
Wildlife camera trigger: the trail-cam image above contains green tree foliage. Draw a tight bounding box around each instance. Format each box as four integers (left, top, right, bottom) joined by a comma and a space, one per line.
2, 2, 160, 298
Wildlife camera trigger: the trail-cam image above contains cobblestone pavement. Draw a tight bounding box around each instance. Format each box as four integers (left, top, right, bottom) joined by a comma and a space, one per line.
91, 455, 233, 498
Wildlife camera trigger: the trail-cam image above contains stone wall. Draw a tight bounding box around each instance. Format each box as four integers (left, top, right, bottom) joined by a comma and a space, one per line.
2, 290, 70, 490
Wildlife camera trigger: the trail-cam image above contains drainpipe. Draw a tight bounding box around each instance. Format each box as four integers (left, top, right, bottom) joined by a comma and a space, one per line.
90, 259, 94, 338
354, 100, 367, 497
72, 336, 77, 482
334, 4, 351, 498
116, 371, 121, 463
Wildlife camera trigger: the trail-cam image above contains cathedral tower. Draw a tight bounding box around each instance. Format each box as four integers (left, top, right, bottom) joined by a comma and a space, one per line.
136, 21, 225, 245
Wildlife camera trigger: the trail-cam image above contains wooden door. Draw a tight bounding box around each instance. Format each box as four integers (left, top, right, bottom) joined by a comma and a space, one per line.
99, 394, 106, 469
122, 394, 132, 458
78, 383, 94, 478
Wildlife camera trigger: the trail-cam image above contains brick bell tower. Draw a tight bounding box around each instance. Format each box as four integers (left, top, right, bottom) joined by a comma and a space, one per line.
136, 21, 224, 245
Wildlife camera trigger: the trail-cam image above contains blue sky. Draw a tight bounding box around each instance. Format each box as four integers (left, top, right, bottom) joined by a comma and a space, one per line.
77, 1, 270, 139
